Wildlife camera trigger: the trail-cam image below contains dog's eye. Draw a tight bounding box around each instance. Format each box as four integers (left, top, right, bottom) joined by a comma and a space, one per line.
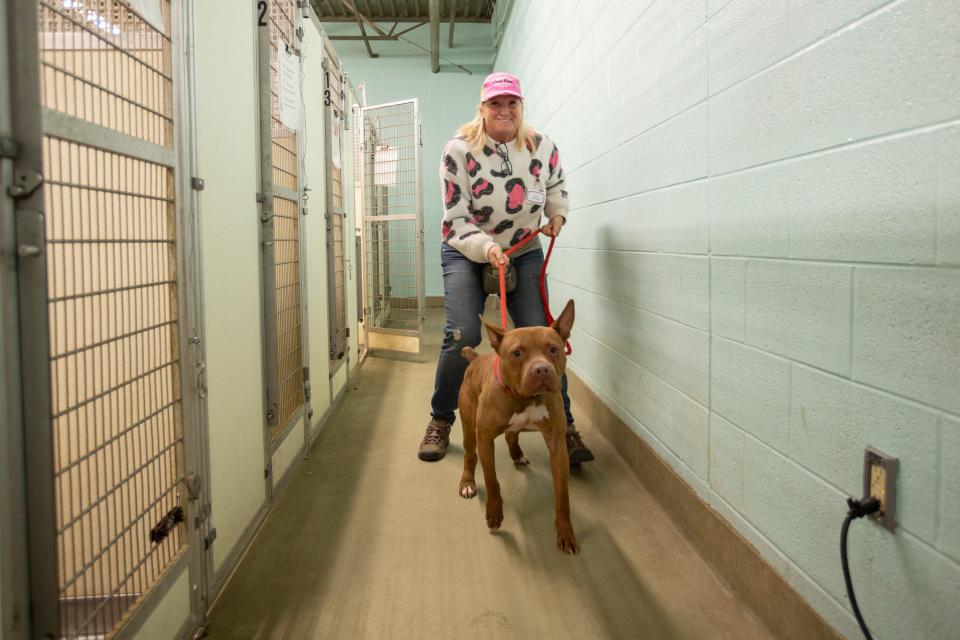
549, 345, 560, 355
511, 348, 523, 358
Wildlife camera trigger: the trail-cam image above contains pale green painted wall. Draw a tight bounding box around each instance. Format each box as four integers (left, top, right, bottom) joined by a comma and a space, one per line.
320, 22, 495, 296
495, 1, 960, 639
194, 0, 268, 576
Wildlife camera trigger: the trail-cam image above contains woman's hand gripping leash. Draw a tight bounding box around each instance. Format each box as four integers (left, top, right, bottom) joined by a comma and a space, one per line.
491, 220, 572, 355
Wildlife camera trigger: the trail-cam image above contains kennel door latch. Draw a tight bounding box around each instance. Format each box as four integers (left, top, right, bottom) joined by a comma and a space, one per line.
150, 506, 185, 544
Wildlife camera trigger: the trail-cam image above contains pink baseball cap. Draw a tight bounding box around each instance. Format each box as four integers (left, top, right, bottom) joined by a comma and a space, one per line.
481, 72, 523, 101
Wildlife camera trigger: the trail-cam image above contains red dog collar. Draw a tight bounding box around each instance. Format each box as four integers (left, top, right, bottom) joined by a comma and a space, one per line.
493, 356, 516, 399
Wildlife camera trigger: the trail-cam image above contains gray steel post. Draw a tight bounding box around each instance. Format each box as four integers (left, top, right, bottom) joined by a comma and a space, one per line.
257, 7, 280, 434
8, 0, 59, 635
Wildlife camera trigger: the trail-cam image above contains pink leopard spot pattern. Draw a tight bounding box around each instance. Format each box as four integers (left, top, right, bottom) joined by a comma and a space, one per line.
507, 182, 525, 211
444, 180, 461, 209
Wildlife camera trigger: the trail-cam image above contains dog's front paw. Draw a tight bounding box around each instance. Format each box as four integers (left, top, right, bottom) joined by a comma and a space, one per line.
486, 499, 503, 530
556, 526, 579, 555
459, 480, 477, 499
512, 454, 530, 465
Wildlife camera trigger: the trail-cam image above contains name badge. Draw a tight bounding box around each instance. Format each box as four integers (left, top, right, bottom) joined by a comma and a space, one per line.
526, 190, 546, 205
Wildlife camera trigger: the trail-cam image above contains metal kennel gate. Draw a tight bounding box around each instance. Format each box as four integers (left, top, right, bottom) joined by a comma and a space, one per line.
360, 100, 424, 354
257, 0, 307, 444
9, 0, 205, 636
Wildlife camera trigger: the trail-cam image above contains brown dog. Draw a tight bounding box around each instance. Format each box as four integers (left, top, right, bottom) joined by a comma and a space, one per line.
457, 300, 577, 554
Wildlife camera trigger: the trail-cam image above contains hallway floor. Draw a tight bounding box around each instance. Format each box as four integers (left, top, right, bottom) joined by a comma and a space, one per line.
205, 308, 775, 639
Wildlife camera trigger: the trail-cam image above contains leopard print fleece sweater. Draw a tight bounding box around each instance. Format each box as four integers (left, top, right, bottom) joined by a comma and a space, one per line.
440, 131, 569, 263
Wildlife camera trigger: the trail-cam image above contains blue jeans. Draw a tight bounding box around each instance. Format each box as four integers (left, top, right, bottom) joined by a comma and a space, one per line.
430, 244, 573, 425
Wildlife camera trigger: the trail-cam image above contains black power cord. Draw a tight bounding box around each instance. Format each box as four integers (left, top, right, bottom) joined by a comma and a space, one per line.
841, 496, 881, 640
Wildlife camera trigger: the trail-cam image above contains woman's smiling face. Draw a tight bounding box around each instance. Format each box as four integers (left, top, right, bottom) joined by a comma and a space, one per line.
481, 96, 522, 142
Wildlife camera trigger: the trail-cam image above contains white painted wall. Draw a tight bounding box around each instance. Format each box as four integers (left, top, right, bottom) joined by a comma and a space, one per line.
496, 1, 960, 638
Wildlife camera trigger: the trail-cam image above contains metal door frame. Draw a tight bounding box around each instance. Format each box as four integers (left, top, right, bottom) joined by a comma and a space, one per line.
177, 0, 215, 631
359, 98, 425, 356
256, 0, 309, 475
6, 0, 58, 635
0, 1, 28, 635
350, 90, 368, 364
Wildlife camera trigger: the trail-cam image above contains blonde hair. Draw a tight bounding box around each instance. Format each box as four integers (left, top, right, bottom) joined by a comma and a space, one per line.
457, 102, 536, 153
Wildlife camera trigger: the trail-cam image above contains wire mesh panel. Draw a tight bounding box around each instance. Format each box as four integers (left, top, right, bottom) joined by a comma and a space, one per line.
361, 100, 423, 352
36, 1, 186, 636
267, 0, 303, 439
38, 0, 173, 145
324, 44, 347, 363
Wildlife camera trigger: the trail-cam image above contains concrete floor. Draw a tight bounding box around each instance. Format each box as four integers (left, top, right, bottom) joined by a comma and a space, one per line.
205, 309, 775, 639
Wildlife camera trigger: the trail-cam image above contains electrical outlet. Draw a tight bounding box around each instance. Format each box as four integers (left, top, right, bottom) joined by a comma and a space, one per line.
862, 447, 898, 532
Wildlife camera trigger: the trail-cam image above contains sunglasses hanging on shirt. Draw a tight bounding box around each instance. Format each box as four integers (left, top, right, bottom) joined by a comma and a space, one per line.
494, 142, 513, 176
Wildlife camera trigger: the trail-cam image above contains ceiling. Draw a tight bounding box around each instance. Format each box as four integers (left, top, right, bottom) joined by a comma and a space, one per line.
310, 0, 509, 70
311, 0, 496, 23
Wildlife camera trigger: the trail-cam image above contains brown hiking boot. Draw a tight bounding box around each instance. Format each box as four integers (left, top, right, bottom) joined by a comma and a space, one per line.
418, 419, 452, 461
566, 424, 595, 466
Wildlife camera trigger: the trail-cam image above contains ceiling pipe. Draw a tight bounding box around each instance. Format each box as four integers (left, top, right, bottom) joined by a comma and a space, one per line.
448, 0, 456, 49
429, 0, 440, 72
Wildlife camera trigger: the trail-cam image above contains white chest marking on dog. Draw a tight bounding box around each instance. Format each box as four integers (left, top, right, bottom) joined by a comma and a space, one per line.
507, 403, 549, 432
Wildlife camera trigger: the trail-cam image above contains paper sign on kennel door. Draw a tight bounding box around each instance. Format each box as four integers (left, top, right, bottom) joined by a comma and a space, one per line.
277, 39, 302, 130
331, 118, 342, 169
374, 145, 398, 186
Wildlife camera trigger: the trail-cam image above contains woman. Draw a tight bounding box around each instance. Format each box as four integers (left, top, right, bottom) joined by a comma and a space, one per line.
418, 72, 594, 466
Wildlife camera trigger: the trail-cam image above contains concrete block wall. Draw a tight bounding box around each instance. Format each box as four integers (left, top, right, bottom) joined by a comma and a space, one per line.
496, 1, 959, 638
321, 23, 495, 296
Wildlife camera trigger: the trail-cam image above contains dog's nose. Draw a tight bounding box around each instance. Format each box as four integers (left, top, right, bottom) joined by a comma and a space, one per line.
532, 362, 552, 377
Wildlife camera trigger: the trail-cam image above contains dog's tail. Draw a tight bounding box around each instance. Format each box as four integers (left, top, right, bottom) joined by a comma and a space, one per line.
461, 346, 479, 363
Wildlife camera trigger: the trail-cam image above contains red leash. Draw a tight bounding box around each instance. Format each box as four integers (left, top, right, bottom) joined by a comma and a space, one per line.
497, 228, 572, 355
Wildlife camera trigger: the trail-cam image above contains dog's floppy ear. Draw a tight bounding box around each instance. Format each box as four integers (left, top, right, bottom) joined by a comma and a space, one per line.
550, 300, 575, 341
481, 315, 506, 353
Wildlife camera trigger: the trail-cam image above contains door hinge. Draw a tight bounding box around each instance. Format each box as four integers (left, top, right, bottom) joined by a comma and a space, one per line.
303, 366, 311, 401
7, 169, 44, 199
345, 327, 350, 338
0, 136, 18, 159
193, 503, 211, 528
191, 177, 205, 191
256, 192, 266, 203
195, 361, 208, 399
185, 473, 202, 500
